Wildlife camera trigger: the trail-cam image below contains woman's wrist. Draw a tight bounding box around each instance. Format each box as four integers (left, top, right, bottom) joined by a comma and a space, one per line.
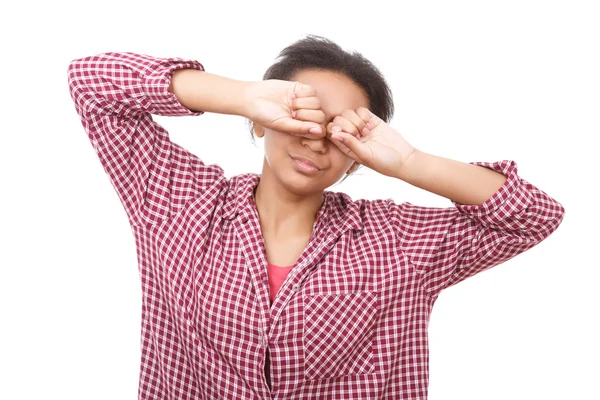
239, 80, 260, 120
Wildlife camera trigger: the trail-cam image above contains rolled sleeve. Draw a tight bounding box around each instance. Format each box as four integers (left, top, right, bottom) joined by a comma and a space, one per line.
391, 159, 565, 297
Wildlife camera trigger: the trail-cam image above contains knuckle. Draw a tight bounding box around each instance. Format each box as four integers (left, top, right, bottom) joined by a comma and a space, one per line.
360, 109, 372, 120
341, 109, 354, 118
333, 115, 345, 124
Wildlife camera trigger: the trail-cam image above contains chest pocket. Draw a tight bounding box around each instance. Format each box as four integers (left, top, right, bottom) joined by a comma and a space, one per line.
303, 291, 378, 381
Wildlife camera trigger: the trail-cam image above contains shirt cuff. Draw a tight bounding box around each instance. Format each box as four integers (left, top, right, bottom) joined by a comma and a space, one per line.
143, 57, 205, 117
451, 160, 534, 226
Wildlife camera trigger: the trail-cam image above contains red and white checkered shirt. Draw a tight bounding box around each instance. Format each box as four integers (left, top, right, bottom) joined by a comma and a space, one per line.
68, 52, 565, 399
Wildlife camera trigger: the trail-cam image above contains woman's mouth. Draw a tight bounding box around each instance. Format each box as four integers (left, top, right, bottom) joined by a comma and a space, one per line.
291, 156, 322, 175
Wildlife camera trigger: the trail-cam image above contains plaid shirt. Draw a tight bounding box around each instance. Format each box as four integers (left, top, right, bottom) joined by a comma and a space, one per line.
68, 52, 565, 399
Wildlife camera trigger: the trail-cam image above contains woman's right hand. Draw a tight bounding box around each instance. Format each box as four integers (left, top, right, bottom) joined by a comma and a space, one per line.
243, 80, 326, 138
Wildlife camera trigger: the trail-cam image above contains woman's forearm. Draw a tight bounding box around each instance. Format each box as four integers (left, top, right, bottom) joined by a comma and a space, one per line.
169, 69, 251, 117
395, 150, 508, 205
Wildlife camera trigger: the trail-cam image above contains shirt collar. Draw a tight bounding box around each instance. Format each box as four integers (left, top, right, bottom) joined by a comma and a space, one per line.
220, 174, 363, 233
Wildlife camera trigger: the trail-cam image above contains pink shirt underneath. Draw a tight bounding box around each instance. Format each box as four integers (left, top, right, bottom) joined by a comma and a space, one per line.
267, 263, 294, 302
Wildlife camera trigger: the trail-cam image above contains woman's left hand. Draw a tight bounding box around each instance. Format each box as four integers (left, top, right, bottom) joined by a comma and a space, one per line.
327, 107, 417, 178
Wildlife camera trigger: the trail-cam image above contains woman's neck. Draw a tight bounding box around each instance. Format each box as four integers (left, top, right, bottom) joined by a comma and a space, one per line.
253, 178, 324, 239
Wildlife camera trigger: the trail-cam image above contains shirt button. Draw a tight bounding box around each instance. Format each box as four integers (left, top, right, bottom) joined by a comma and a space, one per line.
292, 284, 300, 292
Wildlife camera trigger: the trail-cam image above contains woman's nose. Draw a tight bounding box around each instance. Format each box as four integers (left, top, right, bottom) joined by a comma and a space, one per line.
301, 134, 328, 154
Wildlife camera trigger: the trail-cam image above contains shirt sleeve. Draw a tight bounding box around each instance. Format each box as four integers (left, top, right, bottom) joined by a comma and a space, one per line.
388, 160, 565, 297
67, 52, 225, 226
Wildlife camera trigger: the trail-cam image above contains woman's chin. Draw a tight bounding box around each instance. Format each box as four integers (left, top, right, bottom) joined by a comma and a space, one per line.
271, 173, 318, 194
280, 172, 341, 196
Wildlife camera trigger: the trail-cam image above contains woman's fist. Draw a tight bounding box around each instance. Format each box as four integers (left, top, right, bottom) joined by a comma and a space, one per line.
327, 107, 417, 177
244, 80, 326, 138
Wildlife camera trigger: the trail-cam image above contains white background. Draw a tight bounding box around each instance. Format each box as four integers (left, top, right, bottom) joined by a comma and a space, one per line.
1, 0, 598, 399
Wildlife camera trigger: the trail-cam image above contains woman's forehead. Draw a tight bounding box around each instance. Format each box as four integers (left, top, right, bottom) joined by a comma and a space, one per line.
291, 69, 369, 118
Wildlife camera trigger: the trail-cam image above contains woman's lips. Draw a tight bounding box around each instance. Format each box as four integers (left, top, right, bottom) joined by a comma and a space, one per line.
291, 156, 322, 174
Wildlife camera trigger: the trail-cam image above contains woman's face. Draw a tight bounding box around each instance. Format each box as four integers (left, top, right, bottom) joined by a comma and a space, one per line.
256, 69, 370, 196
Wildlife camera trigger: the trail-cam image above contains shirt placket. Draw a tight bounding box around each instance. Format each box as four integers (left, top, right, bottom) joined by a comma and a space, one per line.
231, 207, 274, 398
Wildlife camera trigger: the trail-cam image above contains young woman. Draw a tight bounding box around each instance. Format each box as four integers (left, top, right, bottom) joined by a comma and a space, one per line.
68, 36, 565, 399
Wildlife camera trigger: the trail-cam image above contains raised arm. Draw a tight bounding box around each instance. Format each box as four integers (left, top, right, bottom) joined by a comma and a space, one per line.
322, 107, 565, 295
68, 52, 326, 226
169, 68, 327, 136
68, 52, 224, 226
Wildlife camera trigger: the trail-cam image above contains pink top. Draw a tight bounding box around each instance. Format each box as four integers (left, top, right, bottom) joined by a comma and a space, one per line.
267, 263, 294, 303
